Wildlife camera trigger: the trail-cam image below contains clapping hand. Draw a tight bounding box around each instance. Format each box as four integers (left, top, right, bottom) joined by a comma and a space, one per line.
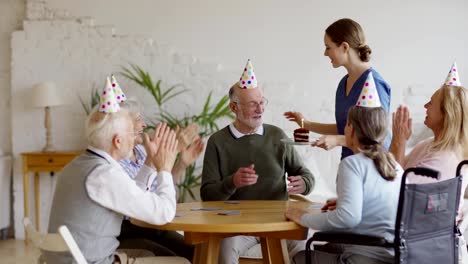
143, 123, 168, 169
176, 123, 200, 152
392, 105, 412, 142
180, 138, 204, 167
145, 123, 179, 172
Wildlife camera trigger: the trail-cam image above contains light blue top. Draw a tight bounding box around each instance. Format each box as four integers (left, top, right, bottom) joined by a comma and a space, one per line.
335, 68, 391, 159
301, 153, 402, 262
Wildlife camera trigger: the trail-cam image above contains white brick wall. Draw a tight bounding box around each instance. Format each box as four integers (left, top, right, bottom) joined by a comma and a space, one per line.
4, 0, 468, 238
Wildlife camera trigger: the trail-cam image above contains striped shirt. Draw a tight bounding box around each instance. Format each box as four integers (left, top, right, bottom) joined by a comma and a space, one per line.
119, 144, 158, 192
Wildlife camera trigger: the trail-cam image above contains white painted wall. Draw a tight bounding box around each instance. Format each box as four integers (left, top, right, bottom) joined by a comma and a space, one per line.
5, 0, 468, 238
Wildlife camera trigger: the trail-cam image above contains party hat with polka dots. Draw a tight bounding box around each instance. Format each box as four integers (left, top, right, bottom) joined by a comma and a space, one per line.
444, 62, 461, 86
99, 76, 120, 113
238, 59, 258, 89
110, 74, 126, 103
356, 71, 381, 108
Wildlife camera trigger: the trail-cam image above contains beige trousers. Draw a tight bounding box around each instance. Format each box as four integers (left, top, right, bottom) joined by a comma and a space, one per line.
114, 249, 190, 264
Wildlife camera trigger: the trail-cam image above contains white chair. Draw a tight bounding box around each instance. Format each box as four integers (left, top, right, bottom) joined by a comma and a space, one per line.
23, 217, 77, 263
24, 218, 190, 264
58, 225, 88, 264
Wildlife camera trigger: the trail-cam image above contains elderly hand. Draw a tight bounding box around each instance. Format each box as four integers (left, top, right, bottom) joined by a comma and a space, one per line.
151, 126, 179, 172
284, 111, 306, 127
285, 205, 308, 224
176, 123, 200, 152
180, 138, 204, 167
287, 176, 306, 194
392, 105, 412, 142
143, 123, 168, 168
232, 164, 258, 188
312, 135, 343, 150
321, 198, 337, 211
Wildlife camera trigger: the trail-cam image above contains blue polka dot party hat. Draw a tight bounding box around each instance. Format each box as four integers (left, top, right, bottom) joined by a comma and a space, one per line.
356, 71, 381, 108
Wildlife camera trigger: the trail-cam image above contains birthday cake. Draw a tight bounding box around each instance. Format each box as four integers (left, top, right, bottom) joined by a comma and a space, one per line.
293, 128, 309, 142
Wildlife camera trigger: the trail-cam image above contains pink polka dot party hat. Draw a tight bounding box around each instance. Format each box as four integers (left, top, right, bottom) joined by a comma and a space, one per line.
444, 62, 461, 86
238, 59, 258, 89
356, 71, 381, 108
110, 74, 127, 103
99, 76, 121, 113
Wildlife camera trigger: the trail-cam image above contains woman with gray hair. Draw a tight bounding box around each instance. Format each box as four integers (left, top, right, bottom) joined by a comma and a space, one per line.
286, 105, 402, 264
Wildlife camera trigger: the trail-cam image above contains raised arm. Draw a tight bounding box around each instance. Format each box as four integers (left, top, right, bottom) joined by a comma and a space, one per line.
389, 105, 412, 165
284, 111, 338, 135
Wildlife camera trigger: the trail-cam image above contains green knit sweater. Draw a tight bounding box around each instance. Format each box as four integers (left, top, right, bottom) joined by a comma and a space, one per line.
201, 124, 315, 201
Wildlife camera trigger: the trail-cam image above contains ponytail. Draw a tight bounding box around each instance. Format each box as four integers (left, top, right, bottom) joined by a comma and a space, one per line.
361, 143, 397, 181
347, 106, 398, 182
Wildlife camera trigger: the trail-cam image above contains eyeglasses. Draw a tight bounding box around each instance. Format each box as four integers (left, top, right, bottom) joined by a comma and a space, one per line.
121, 131, 140, 139
233, 97, 269, 109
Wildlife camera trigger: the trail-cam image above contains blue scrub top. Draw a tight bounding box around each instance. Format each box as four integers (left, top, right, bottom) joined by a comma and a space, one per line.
335, 68, 391, 159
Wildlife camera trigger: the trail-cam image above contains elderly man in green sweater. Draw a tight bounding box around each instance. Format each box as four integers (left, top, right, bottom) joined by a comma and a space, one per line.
201, 60, 315, 263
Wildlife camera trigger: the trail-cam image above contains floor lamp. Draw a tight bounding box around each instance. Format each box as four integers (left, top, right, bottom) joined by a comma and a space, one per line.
31, 82, 63, 152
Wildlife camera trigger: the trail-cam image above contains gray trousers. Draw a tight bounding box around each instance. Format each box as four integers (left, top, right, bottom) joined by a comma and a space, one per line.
218, 235, 306, 264
292, 244, 390, 264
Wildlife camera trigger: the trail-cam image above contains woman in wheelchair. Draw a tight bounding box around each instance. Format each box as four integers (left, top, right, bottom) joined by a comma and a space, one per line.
286, 104, 403, 264
390, 70, 468, 221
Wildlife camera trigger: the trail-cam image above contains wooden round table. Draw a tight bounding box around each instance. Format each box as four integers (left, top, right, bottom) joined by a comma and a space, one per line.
132, 200, 317, 264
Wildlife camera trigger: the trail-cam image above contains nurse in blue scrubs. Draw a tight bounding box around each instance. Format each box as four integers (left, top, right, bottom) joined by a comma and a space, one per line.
284, 18, 391, 160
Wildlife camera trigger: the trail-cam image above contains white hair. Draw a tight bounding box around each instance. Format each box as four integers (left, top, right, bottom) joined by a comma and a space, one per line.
120, 98, 143, 115
85, 109, 132, 151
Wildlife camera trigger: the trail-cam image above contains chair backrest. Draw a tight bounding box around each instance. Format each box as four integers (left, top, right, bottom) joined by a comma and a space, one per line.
23, 217, 69, 252
394, 166, 463, 264
58, 225, 88, 264
23, 217, 88, 264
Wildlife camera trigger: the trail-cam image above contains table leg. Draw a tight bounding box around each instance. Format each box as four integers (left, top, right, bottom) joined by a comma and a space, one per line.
193, 243, 207, 264
266, 238, 289, 264
260, 237, 271, 264
205, 235, 221, 264
34, 172, 40, 232
22, 157, 29, 240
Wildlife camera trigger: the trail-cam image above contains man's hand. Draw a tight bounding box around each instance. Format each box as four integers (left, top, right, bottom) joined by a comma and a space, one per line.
284, 111, 306, 127
143, 123, 168, 169
287, 176, 306, 194
151, 126, 179, 172
180, 138, 204, 167
176, 123, 200, 152
321, 198, 337, 211
312, 135, 343, 150
232, 164, 258, 188
285, 205, 308, 224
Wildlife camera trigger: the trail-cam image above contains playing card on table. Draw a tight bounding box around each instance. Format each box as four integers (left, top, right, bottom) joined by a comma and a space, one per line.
190, 207, 223, 211
224, 200, 241, 204
217, 211, 241, 215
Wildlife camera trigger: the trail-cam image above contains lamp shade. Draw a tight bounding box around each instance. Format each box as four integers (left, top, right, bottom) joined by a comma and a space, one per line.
31, 82, 64, 107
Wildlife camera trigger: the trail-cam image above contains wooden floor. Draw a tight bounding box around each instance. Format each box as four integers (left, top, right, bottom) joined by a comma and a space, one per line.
0, 239, 40, 264
0, 239, 263, 264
